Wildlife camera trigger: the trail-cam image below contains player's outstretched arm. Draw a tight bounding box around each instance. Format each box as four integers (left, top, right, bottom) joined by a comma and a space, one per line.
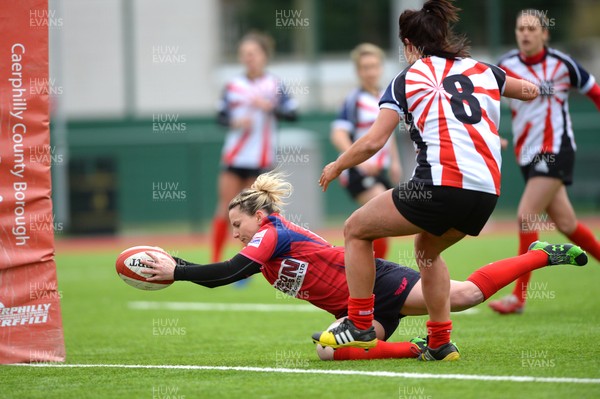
319, 108, 398, 191
503, 76, 539, 101
142, 252, 261, 288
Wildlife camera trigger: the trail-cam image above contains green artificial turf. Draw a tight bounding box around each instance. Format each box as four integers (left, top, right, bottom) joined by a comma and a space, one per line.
2, 232, 600, 398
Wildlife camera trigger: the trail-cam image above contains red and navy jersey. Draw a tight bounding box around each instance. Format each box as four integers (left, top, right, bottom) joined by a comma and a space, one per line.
332, 88, 394, 170
218, 73, 297, 169
380, 56, 506, 195
498, 47, 596, 165
240, 213, 350, 317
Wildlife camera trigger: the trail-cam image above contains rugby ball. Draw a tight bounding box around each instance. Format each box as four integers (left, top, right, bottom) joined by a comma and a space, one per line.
116, 246, 175, 290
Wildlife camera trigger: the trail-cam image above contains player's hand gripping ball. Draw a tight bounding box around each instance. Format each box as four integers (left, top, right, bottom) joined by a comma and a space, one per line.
116, 246, 174, 290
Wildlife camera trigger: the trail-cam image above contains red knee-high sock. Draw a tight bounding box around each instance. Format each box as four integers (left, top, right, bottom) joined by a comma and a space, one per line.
373, 238, 388, 259
467, 250, 549, 301
518, 230, 539, 256
333, 340, 419, 360
211, 217, 229, 263
426, 320, 452, 349
568, 222, 600, 262
347, 296, 374, 330
511, 231, 539, 302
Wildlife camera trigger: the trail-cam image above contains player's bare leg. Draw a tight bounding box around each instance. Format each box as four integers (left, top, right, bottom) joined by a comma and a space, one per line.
414, 229, 464, 361
414, 230, 464, 319
401, 280, 482, 316
356, 183, 390, 259
312, 189, 421, 349
546, 185, 577, 234
344, 190, 422, 293
547, 185, 600, 261
355, 183, 387, 206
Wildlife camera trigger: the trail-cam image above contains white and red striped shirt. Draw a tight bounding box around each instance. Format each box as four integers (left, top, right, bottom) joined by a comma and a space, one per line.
380, 56, 506, 195
218, 73, 297, 169
332, 88, 393, 170
498, 47, 596, 165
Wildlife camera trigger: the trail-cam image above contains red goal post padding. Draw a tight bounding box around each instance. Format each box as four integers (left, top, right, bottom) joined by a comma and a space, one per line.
0, 0, 65, 363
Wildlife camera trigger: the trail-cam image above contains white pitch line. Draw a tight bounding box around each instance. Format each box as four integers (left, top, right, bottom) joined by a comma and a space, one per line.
128, 301, 478, 315
9, 363, 600, 385
453, 307, 479, 315
128, 301, 319, 312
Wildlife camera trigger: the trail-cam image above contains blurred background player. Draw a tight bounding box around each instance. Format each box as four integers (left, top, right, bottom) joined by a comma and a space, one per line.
488, 9, 600, 315
316, 0, 539, 361
330, 43, 402, 260
141, 171, 588, 361
213, 31, 298, 269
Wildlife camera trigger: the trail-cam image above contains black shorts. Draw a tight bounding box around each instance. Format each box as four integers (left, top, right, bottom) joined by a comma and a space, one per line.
373, 259, 421, 340
392, 182, 498, 236
337, 259, 421, 341
520, 151, 574, 186
341, 168, 393, 199
223, 166, 266, 180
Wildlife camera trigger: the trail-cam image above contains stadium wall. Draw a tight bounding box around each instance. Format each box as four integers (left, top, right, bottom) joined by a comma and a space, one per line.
58, 99, 600, 235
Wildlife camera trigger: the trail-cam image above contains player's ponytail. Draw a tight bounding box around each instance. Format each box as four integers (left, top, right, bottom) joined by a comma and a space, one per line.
399, 0, 469, 59
421, 0, 459, 25
229, 171, 292, 215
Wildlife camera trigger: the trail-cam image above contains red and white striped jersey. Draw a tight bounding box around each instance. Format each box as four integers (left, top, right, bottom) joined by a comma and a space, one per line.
498, 47, 596, 165
218, 73, 297, 169
332, 88, 393, 169
380, 56, 506, 195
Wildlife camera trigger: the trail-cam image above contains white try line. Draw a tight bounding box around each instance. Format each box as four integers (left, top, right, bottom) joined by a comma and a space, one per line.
9, 363, 600, 385
127, 301, 479, 315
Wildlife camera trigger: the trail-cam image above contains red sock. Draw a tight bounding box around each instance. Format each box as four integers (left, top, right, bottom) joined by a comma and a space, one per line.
347, 296, 374, 330
211, 217, 229, 263
467, 250, 548, 301
512, 272, 532, 303
373, 238, 388, 259
568, 222, 600, 262
511, 230, 539, 303
426, 320, 452, 349
518, 230, 539, 255
333, 340, 419, 360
